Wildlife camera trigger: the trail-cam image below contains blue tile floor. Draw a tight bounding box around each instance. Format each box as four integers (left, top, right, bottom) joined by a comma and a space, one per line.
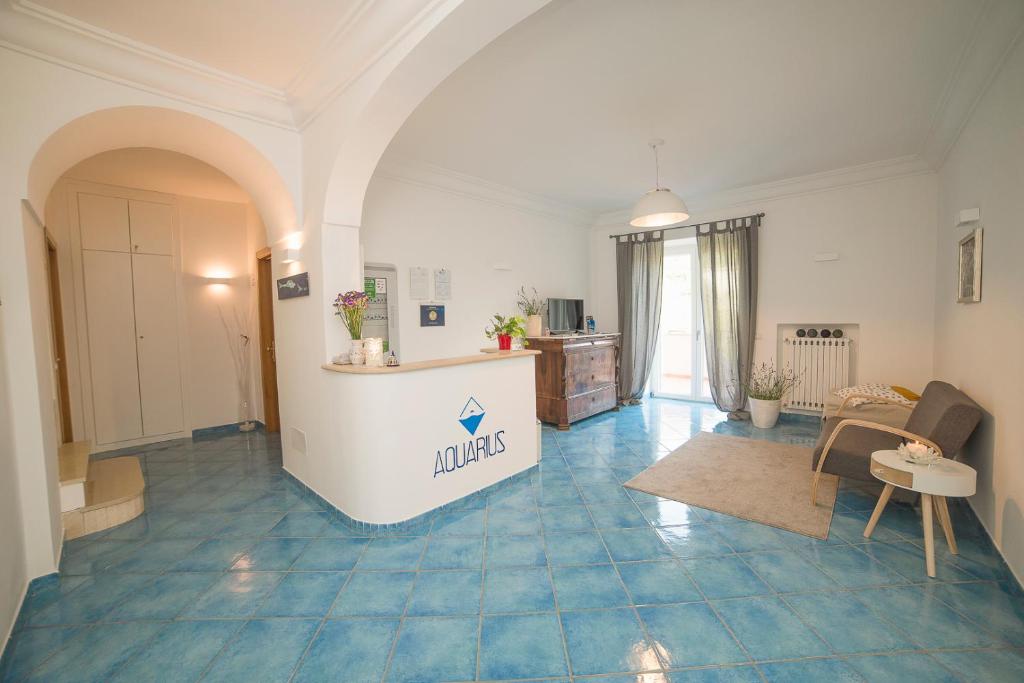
3, 399, 1023, 682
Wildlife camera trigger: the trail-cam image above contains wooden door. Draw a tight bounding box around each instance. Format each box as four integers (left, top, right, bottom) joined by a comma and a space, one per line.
257, 252, 280, 432
82, 250, 143, 444
46, 240, 73, 443
132, 253, 185, 436
128, 200, 174, 255
78, 193, 130, 252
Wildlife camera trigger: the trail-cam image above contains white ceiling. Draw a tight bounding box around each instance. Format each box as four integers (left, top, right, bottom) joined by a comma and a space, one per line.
384, 0, 984, 213
31, 0, 362, 89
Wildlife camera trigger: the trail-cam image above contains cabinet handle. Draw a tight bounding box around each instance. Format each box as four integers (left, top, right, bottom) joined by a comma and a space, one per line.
138, 335, 144, 340
134, 244, 140, 251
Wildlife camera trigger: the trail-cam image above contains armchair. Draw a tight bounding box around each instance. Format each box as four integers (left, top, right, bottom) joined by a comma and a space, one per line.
811, 381, 982, 505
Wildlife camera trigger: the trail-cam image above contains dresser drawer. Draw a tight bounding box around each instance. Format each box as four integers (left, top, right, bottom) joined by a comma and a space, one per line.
567, 385, 617, 422
565, 346, 616, 395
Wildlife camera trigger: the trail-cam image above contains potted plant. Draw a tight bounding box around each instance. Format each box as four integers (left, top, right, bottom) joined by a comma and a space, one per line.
333, 290, 370, 364
741, 361, 800, 428
517, 286, 545, 338
485, 314, 528, 351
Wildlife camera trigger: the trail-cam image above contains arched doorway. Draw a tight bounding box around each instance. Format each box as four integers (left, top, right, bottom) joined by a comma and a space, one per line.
10, 105, 299, 574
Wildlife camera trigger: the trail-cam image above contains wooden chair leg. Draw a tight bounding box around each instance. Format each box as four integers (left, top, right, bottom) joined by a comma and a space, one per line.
863, 483, 894, 539
922, 493, 936, 578
935, 496, 958, 555
810, 472, 821, 505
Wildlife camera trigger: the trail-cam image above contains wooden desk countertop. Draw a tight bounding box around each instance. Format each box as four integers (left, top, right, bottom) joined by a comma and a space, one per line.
322, 349, 540, 375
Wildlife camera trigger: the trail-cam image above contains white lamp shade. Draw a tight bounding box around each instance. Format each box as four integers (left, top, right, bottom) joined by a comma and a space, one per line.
630, 188, 690, 228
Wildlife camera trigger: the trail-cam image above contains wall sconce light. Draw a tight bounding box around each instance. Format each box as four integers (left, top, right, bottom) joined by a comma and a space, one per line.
205, 277, 231, 285
282, 248, 301, 264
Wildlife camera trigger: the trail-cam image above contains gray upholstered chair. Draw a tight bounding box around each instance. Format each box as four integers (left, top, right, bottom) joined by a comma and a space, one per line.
810, 380, 982, 505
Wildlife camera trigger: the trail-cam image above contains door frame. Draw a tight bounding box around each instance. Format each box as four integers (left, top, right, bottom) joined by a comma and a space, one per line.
650, 239, 711, 402
256, 247, 281, 432
45, 234, 73, 443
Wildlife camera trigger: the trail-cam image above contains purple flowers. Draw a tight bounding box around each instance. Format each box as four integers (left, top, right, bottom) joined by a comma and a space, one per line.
333, 290, 370, 339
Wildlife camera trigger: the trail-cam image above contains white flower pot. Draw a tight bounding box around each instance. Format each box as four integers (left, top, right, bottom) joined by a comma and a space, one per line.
526, 314, 543, 338
349, 338, 365, 366
749, 397, 781, 429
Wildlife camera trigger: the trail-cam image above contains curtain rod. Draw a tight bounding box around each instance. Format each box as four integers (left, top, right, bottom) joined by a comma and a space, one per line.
608, 212, 765, 239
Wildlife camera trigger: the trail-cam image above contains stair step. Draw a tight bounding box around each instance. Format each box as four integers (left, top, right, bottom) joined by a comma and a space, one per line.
63, 456, 145, 540
58, 440, 91, 485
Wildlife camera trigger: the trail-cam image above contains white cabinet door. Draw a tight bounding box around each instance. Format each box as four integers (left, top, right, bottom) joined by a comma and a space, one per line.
128, 200, 174, 255
82, 250, 143, 444
132, 253, 185, 436
79, 193, 130, 252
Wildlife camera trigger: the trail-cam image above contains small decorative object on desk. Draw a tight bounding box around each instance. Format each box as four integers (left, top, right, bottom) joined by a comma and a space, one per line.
586, 315, 596, 334
348, 339, 365, 366
485, 314, 528, 351
333, 290, 370, 365
386, 351, 400, 367
363, 337, 384, 367
517, 286, 545, 338
898, 441, 940, 465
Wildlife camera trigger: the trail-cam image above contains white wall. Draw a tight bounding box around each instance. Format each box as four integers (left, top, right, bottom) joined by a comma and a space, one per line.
47, 150, 266, 435
933, 35, 1024, 581
0, 291, 27, 650
179, 196, 257, 430
360, 174, 589, 362
589, 171, 939, 391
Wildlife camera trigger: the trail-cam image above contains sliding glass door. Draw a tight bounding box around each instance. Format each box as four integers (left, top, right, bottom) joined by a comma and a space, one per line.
650, 238, 711, 401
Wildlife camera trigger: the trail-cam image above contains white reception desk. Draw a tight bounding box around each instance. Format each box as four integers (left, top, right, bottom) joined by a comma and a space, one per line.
317, 350, 541, 526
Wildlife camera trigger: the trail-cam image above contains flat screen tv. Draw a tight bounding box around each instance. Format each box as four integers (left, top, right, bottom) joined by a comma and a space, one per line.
548, 298, 584, 333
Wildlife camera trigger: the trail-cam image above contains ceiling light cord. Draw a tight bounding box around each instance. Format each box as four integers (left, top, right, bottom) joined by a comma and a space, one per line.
651, 140, 662, 190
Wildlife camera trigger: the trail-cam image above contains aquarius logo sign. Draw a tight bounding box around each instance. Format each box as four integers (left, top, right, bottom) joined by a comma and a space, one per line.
434, 396, 507, 478
458, 397, 486, 435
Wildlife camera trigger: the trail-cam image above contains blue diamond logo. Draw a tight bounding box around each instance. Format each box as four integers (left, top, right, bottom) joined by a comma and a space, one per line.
458, 397, 485, 435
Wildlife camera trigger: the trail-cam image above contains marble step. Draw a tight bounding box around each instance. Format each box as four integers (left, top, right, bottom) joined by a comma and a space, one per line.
62, 456, 145, 540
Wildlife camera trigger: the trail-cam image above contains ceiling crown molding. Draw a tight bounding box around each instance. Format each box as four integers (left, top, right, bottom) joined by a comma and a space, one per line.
592, 155, 934, 228
2, 0, 295, 128
287, 0, 460, 128
919, 0, 1024, 167
376, 155, 596, 226
0, 0, 463, 132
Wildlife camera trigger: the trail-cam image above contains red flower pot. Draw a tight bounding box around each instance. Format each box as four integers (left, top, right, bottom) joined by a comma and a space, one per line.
497, 334, 512, 351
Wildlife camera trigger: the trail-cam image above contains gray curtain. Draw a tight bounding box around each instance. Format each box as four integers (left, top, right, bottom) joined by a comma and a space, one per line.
696, 216, 760, 419
616, 232, 664, 404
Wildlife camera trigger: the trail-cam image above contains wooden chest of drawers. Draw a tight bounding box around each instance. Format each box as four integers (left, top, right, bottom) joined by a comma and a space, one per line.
529, 334, 620, 430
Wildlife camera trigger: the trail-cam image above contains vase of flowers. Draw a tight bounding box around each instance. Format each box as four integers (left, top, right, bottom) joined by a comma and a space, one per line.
516, 286, 545, 338
741, 361, 801, 428
333, 290, 370, 365
485, 314, 528, 351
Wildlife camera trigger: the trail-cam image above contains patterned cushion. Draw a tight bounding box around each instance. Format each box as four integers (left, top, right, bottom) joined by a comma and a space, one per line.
835, 383, 916, 407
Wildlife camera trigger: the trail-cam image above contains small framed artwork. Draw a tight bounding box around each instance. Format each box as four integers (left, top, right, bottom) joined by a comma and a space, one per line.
956, 227, 983, 303
277, 272, 310, 300
420, 304, 445, 327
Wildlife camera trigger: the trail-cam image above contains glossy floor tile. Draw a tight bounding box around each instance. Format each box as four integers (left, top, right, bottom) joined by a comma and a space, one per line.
2, 400, 1023, 681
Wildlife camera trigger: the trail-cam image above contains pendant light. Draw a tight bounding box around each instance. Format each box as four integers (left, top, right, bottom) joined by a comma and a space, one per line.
630, 139, 689, 228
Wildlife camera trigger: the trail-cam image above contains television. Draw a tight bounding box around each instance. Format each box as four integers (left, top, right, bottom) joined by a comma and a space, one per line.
547, 298, 585, 333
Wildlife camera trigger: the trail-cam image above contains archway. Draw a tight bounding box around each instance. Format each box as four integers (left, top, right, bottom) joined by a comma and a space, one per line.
310, 1, 553, 363
10, 105, 300, 577
29, 106, 299, 243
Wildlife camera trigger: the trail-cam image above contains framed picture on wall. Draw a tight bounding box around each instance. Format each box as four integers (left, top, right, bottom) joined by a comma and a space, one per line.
956, 227, 983, 303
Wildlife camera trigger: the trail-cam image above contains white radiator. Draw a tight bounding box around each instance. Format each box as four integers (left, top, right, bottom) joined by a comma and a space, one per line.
782, 337, 852, 411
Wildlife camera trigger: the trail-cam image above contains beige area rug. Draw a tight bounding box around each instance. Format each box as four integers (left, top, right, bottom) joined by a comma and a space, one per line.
625, 432, 838, 539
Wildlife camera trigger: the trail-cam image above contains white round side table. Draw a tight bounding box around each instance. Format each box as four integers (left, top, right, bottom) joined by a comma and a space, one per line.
864, 449, 976, 577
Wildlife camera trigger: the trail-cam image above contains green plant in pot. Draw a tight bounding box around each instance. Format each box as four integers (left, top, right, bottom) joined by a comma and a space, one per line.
516, 286, 546, 338
485, 314, 527, 351
741, 361, 800, 428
